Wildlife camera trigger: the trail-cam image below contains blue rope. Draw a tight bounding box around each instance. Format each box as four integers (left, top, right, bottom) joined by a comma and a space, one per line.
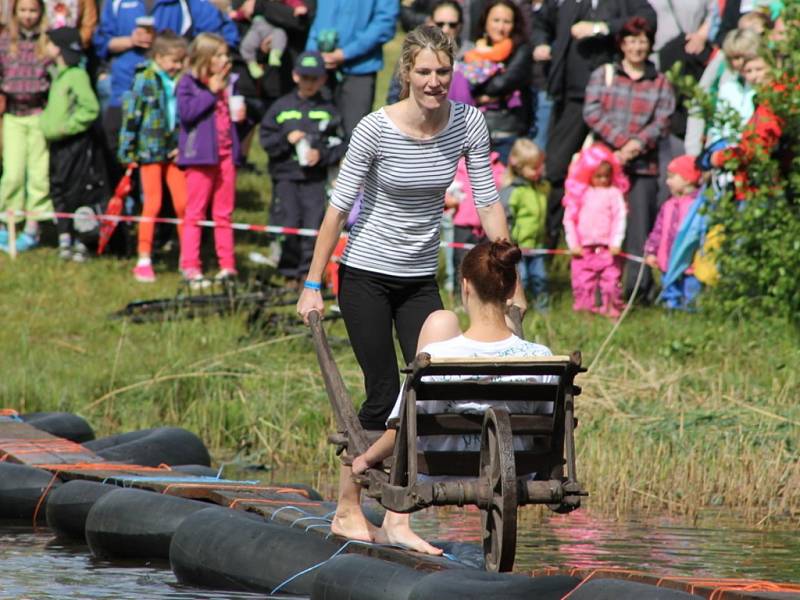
269, 539, 374, 594
99, 475, 260, 486
290, 515, 332, 527
269, 538, 464, 595
304, 523, 332, 533
270, 505, 314, 521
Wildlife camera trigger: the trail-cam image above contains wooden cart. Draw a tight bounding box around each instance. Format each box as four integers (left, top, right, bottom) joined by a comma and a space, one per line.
308, 310, 586, 572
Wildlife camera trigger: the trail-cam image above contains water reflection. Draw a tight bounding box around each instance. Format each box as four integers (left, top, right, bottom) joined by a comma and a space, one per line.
409, 505, 800, 582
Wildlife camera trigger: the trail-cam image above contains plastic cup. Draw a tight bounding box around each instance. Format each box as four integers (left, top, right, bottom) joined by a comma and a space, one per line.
229, 95, 246, 123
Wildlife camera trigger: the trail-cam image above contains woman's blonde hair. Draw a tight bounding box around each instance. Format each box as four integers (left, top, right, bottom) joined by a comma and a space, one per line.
8, 0, 48, 58
188, 32, 227, 81
722, 28, 761, 61
503, 138, 544, 186
398, 25, 456, 100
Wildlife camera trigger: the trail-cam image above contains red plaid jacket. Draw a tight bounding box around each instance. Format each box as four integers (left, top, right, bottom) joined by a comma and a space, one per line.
0, 31, 51, 116
583, 62, 675, 176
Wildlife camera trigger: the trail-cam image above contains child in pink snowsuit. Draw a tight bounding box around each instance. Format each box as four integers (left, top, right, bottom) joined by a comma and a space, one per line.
563, 143, 629, 317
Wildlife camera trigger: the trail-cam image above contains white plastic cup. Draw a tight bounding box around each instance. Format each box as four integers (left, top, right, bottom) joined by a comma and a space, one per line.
295, 137, 310, 167
229, 94, 246, 123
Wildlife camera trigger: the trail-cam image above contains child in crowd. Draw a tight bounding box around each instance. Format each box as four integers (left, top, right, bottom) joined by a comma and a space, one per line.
44, 0, 96, 47
259, 51, 344, 285
177, 32, 243, 287
563, 144, 629, 318
40, 27, 100, 262
230, 0, 307, 78
449, 151, 506, 298
685, 25, 762, 156
119, 31, 189, 283
450, 26, 514, 107
0, 0, 52, 254
645, 156, 703, 310
499, 138, 548, 310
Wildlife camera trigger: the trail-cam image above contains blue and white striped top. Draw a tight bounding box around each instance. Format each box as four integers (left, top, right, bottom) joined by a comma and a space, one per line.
329, 101, 500, 278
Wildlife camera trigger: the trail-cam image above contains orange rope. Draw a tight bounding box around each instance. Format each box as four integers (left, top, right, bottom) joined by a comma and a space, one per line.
558, 570, 800, 600
34, 463, 173, 473
32, 472, 60, 527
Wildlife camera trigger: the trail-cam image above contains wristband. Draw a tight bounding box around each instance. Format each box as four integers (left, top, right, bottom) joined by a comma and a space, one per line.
303, 280, 322, 291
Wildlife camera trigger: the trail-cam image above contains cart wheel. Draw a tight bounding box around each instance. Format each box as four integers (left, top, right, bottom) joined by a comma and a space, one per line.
479, 407, 517, 572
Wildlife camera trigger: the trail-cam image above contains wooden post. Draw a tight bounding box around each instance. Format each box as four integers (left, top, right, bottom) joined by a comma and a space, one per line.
6, 211, 16, 260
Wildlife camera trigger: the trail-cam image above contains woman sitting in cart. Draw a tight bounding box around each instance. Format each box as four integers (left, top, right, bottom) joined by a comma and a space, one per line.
297, 25, 526, 552
350, 240, 553, 555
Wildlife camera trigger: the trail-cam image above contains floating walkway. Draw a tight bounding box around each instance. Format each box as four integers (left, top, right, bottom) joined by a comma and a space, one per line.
1, 411, 799, 600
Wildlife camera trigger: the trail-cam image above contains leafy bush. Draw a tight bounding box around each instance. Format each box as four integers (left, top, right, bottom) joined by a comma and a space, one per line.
671, 3, 800, 321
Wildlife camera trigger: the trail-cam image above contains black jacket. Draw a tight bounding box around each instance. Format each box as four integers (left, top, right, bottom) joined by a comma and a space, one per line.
260, 90, 345, 181
474, 42, 532, 137
531, 0, 656, 102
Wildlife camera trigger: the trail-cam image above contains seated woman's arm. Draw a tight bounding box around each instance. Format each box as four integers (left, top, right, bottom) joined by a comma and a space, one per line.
352, 429, 397, 474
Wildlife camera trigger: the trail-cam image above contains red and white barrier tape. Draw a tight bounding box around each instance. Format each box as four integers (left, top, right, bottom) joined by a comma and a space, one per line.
3, 209, 645, 263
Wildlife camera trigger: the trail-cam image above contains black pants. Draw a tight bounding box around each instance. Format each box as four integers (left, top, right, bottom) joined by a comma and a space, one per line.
270, 178, 327, 280
623, 175, 659, 299
338, 265, 443, 431
544, 99, 589, 247
50, 131, 109, 236
102, 105, 125, 184
333, 73, 376, 138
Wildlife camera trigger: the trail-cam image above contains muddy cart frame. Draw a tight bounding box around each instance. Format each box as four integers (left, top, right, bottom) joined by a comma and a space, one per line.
308, 310, 586, 572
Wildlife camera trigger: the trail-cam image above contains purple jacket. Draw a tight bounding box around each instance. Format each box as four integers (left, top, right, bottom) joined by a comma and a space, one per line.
176, 74, 240, 167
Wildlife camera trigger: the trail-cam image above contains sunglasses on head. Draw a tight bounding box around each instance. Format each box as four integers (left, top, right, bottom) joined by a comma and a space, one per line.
435, 20, 460, 28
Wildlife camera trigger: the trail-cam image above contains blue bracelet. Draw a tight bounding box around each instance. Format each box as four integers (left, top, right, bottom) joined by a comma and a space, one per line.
303, 280, 322, 291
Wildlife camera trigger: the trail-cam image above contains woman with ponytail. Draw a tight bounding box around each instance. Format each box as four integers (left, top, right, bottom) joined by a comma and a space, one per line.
348, 239, 553, 555
297, 25, 526, 547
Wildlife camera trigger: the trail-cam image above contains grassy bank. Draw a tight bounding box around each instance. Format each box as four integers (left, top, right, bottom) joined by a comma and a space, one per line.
2, 33, 798, 524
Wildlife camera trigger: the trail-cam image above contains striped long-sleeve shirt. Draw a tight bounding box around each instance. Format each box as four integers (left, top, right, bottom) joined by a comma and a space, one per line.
330, 102, 500, 277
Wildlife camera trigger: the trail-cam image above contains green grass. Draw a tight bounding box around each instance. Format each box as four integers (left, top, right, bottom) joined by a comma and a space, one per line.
1, 32, 798, 523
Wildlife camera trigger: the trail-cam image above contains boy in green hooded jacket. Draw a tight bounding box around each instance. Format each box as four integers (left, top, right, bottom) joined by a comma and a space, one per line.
40, 27, 105, 261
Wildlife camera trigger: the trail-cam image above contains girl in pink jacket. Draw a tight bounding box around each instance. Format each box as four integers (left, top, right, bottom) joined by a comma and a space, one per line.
563, 144, 629, 317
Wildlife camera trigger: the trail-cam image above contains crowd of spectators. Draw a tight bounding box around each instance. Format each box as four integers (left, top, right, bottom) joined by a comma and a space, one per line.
0, 0, 788, 309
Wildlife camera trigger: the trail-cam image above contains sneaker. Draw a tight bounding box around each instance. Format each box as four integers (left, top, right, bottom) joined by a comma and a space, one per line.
214, 268, 238, 282
183, 269, 211, 290
72, 242, 89, 263
132, 263, 156, 283
15, 233, 39, 252
58, 246, 73, 260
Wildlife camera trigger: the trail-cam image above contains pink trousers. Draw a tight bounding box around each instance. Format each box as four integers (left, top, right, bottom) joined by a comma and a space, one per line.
180, 155, 236, 272
570, 247, 623, 313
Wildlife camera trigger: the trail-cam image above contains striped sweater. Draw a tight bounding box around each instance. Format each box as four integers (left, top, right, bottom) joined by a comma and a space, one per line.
330, 102, 500, 277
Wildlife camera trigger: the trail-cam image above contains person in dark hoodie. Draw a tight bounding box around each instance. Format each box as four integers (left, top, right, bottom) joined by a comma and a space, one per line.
260, 50, 344, 285
530, 0, 656, 248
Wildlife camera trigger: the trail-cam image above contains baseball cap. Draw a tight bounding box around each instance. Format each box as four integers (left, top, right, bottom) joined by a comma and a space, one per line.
293, 51, 326, 77
47, 27, 83, 67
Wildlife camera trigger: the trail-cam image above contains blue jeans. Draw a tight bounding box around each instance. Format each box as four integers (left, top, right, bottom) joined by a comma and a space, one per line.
520, 254, 548, 310
662, 274, 701, 310
529, 89, 553, 150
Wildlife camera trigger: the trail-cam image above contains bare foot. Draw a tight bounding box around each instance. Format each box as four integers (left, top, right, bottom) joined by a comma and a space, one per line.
330, 509, 380, 543
380, 513, 443, 556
